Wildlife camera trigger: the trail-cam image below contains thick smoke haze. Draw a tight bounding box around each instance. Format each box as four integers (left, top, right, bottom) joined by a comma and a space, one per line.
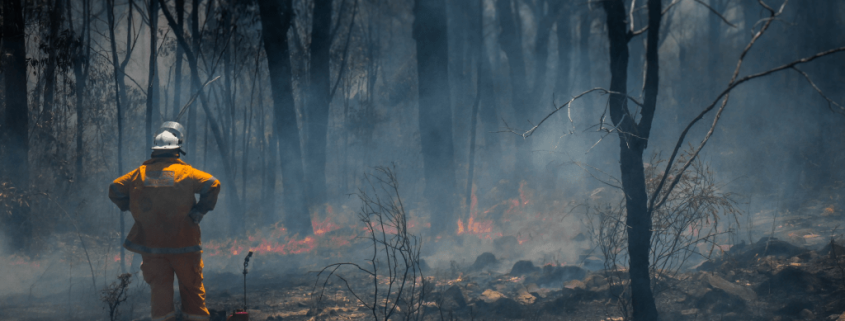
0, 0, 843, 320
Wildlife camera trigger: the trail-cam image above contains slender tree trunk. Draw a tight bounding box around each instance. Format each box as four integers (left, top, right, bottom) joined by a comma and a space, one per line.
413, 0, 458, 235
107, 0, 128, 272
495, 0, 532, 182
304, 0, 332, 209
42, 0, 65, 154
257, 0, 313, 235
241, 77, 254, 203
478, 3, 500, 183
172, 0, 185, 119
2, 0, 31, 252
72, 0, 91, 181
706, 0, 724, 101
464, 0, 482, 220
147, 0, 160, 150
186, 0, 200, 157
447, 0, 471, 188
578, 6, 592, 91
555, 4, 571, 99
602, 0, 661, 319
526, 1, 562, 109
221, 6, 235, 166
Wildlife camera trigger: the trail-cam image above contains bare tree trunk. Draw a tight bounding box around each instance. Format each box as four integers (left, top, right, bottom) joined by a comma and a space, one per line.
147, 0, 160, 150
42, 0, 65, 154
2, 0, 31, 252
578, 5, 592, 91
526, 1, 563, 109
186, 0, 200, 157
447, 0, 471, 187
221, 5, 235, 167
601, 0, 661, 319
304, 0, 332, 209
257, 0, 313, 235
107, 0, 128, 272
72, 0, 92, 181
494, 0, 531, 182
413, 0, 458, 235
554, 3, 571, 99
172, 0, 185, 119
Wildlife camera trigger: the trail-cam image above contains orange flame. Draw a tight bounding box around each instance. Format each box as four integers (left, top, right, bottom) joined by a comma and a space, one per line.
313, 216, 341, 236
457, 186, 495, 238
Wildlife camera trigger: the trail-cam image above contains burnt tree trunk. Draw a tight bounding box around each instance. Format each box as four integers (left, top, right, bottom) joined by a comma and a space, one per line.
554, 3, 571, 99
42, 0, 65, 153
602, 0, 661, 319
305, 0, 332, 210
171, 0, 185, 119
494, 0, 531, 183
257, 0, 313, 235
413, 0, 458, 235
186, 0, 200, 157
107, 0, 128, 272
71, 0, 91, 181
526, 1, 563, 109
578, 5, 592, 91
2, 0, 31, 252
146, 0, 160, 150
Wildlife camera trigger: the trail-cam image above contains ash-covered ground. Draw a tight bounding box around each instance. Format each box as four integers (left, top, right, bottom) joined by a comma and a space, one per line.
2, 189, 845, 321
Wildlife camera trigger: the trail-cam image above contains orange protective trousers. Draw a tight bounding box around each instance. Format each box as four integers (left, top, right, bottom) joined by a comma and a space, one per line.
140, 252, 210, 321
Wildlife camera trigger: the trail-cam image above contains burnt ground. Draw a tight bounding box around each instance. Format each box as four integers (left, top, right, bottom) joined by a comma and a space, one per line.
3, 198, 845, 321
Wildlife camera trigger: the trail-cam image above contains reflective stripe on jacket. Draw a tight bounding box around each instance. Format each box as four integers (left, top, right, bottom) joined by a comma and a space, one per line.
109, 157, 220, 254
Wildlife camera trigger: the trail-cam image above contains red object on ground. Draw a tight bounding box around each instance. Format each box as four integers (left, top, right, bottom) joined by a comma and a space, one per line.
227, 309, 249, 321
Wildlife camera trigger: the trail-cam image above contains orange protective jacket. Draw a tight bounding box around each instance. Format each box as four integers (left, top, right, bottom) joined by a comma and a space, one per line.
108, 157, 220, 254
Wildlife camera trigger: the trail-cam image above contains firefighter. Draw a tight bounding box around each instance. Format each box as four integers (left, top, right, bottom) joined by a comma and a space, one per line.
108, 121, 220, 321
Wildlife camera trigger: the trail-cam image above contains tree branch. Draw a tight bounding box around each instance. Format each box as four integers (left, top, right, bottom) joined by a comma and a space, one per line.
505, 88, 642, 139
692, 0, 737, 28
650, 42, 844, 212
791, 66, 845, 114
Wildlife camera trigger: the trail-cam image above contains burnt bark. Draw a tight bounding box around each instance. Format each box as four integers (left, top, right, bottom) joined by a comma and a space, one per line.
305, 0, 332, 209
494, 0, 531, 182
186, 0, 200, 157
2, 0, 31, 251
554, 3, 571, 99
41, 0, 65, 152
257, 0, 313, 235
171, 0, 185, 119
601, 0, 661, 319
413, 0, 458, 235
578, 5, 592, 91
464, 0, 483, 222
107, 0, 129, 272
71, 0, 91, 181
146, 0, 161, 151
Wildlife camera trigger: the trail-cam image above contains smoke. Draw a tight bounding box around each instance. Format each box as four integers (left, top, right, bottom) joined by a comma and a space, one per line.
1, 0, 844, 319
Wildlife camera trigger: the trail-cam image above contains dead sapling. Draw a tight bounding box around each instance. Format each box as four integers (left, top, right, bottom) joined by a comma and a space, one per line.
313, 165, 428, 321
101, 273, 132, 321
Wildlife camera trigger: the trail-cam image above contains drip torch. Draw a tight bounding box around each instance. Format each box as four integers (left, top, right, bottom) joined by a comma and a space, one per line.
227, 251, 253, 321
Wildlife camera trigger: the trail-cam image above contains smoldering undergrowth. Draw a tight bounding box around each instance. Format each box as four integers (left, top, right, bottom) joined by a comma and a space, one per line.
313, 165, 428, 321
582, 148, 742, 318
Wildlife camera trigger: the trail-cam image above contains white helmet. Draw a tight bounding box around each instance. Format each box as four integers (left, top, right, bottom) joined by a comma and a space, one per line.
152, 121, 185, 150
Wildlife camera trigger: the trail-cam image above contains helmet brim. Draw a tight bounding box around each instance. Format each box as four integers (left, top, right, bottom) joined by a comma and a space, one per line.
151, 145, 181, 150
